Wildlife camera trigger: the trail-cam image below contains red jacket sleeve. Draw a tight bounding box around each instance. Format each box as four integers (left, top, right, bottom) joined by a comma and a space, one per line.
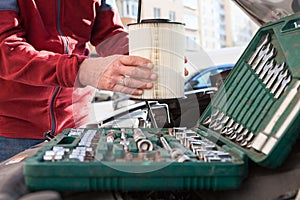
91, 1, 129, 56
0, 10, 85, 88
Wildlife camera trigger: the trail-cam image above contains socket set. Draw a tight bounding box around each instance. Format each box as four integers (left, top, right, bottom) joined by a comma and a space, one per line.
24, 127, 246, 191
40, 128, 236, 163
24, 12, 300, 191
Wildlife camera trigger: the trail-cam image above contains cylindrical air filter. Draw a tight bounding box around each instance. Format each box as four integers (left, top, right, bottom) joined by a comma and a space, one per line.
128, 19, 185, 99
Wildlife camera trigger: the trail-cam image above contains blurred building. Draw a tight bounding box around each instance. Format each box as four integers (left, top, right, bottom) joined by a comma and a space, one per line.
115, 0, 258, 51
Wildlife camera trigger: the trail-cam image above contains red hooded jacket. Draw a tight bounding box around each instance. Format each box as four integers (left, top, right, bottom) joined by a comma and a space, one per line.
0, 0, 128, 139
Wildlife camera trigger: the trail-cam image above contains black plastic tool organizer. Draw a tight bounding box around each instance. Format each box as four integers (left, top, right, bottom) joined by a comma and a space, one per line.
24, 12, 300, 191
199, 12, 300, 168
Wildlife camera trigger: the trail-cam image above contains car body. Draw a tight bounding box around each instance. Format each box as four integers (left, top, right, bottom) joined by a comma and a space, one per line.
184, 64, 234, 91
232, 0, 300, 25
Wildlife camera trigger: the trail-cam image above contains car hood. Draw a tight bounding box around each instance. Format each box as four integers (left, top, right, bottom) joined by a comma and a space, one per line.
232, 0, 300, 25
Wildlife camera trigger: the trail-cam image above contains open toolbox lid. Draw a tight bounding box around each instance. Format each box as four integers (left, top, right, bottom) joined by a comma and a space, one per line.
198, 11, 300, 168
232, 0, 300, 25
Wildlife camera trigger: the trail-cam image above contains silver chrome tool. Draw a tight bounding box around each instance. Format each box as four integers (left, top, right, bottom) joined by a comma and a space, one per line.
259, 60, 276, 79
208, 119, 218, 129
209, 112, 225, 130
270, 69, 288, 94
160, 136, 172, 151
120, 128, 129, 152
214, 115, 230, 131
266, 62, 285, 89
220, 118, 235, 135
263, 62, 283, 86
225, 122, 239, 136
229, 124, 244, 140
253, 47, 276, 73
202, 116, 212, 126
171, 127, 187, 138
211, 109, 220, 118
251, 43, 273, 70
203, 109, 220, 126
160, 136, 190, 162
248, 33, 271, 65
240, 132, 254, 148
203, 150, 232, 163
274, 75, 292, 99
236, 129, 249, 142
133, 128, 153, 151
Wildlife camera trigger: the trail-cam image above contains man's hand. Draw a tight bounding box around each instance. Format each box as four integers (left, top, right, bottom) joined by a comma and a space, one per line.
78, 55, 157, 95
184, 56, 189, 76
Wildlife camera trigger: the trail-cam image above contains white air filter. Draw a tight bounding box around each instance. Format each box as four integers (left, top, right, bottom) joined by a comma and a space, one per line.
128, 19, 185, 99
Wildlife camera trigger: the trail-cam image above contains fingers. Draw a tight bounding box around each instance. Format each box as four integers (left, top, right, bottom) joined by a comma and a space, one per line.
113, 84, 144, 95
95, 55, 157, 95
119, 65, 157, 81
184, 57, 189, 76
184, 68, 189, 76
117, 76, 153, 89
113, 75, 153, 95
184, 56, 188, 64
119, 55, 153, 69
118, 56, 156, 80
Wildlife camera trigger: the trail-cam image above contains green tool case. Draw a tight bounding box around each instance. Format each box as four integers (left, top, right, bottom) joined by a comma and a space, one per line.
24, 12, 300, 191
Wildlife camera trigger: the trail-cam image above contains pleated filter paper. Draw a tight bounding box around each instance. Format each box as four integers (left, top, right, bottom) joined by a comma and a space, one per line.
129, 21, 185, 100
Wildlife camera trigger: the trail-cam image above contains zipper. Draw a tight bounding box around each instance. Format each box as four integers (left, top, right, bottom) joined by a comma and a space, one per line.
57, 0, 69, 54
49, 0, 69, 136
49, 87, 60, 135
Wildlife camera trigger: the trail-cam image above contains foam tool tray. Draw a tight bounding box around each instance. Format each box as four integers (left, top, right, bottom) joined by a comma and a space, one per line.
24, 128, 246, 191
24, 12, 300, 192
198, 12, 300, 168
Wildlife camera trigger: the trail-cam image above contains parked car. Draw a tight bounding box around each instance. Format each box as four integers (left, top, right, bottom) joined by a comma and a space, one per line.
184, 63, 234, 91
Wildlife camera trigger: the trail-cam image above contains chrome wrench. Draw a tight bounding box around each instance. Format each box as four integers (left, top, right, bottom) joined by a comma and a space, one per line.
236, 129, 249, 142
266, 62, 285, 89
220, 118, 234, 135
274, 75, 292, 99
248, 33, 271, 65
214, 115, 230, 131
263, 63, 283, 87
259, 59, 276, 79
251, 43, 273, 70
270, 69, 288, 94
254, 47, 276, 74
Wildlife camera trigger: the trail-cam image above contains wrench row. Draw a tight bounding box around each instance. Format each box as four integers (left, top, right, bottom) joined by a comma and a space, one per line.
172, 128, 233, 162
202, 110, 254, 149
248, 33, 291, 99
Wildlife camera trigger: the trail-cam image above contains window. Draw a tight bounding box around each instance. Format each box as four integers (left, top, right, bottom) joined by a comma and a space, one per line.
125, 3, 130, 16
131, 3, 137, 16
195, 70, 216, 86
169, 11, 175, 21
154, 7, 161, 18
123, 0, 138, 18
